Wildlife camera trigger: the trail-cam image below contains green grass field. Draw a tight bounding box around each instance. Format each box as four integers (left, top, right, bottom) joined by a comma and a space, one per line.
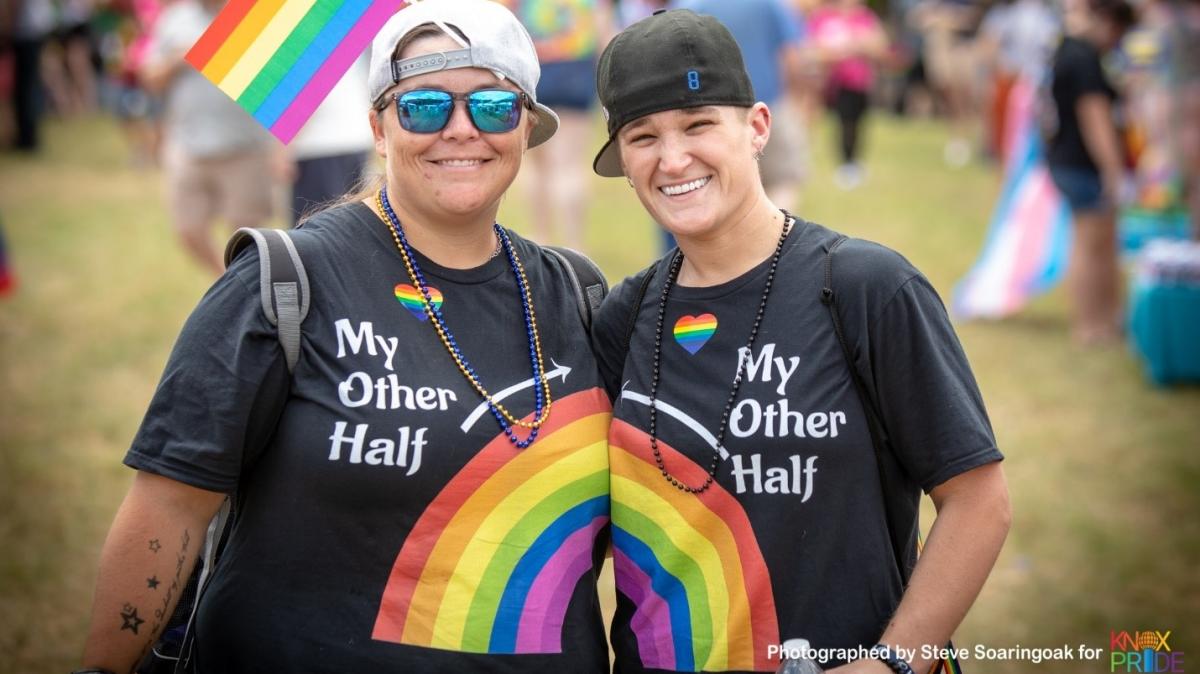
1, 113, 1197, 672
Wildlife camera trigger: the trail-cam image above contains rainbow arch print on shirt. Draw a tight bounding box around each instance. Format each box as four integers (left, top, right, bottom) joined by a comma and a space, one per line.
373, 388, 611, 654
610, 419, 780, 672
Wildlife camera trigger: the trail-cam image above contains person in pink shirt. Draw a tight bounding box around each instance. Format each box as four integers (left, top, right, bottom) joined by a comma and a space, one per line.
809, 0, 887, 189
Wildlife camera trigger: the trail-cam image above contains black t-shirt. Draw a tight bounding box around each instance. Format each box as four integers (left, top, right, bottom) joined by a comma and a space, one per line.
1047, 36, 1118, 172
592, 220, 1002, 673
126, 202, 612, 673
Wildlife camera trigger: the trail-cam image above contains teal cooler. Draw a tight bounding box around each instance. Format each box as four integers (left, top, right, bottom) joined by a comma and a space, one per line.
1119, 208, 1191, 256
1128, 241, 1200, 385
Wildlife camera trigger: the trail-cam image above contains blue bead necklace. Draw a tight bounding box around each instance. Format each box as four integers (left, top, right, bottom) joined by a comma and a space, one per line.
376, 187, 550, 448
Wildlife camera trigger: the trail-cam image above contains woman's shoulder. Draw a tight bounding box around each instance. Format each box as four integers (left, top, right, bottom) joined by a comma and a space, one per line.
592, 252, 675, 343
223, 202, 383, 289
294, 200, 375, 236
796, 221, 925, 302
504, 230, 608, 284
834, 237, 921, 285
288, 201, 382, 256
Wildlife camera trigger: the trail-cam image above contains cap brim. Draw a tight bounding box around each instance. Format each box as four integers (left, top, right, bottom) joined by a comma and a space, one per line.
592, 136, 623, 177
528, 102, 559, 149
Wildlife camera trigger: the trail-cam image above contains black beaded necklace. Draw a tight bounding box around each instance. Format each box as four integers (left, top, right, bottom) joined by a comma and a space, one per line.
648, 212, 793, 494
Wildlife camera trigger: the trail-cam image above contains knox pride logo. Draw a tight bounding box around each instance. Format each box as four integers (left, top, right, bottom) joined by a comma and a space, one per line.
1110, 630, 1183, 673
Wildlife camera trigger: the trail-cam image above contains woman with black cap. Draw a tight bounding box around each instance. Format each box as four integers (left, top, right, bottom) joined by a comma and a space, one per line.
591, 10, 1011, 674
76, 1, 612, 672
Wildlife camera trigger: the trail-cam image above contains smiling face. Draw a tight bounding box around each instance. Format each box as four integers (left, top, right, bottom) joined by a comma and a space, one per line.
616, 104, 771, 240
370, 33, 533, 225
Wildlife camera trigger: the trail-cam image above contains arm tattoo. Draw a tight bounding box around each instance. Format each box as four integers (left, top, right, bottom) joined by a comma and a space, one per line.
131, 529, 193, 665
120, 603, 145, 634
151, 528, 191, 626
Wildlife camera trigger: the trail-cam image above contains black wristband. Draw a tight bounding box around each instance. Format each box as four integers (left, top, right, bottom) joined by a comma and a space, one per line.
71, 668, 118, 674
872, 644, 916, 674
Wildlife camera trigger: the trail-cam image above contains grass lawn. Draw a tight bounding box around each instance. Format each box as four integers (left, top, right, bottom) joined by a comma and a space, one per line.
1, 112, 1198, 673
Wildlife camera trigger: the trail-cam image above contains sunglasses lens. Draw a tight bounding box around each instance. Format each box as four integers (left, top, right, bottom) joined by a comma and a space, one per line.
468, 91, 522, 133
397, 90, 453, 133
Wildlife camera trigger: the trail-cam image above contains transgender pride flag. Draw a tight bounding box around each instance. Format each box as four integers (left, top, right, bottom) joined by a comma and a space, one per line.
186, 0, 411, 144
952, 76, 1072, 319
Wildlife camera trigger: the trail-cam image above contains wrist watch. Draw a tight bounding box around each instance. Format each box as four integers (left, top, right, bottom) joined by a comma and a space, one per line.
871, 644, 916, 674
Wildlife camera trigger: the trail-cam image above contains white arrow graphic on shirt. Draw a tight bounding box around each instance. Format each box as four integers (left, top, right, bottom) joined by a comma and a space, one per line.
618, 386, 730, 460
459, 359, 573, 433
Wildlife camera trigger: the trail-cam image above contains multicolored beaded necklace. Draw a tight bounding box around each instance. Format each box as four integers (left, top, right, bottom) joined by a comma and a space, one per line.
648, 213, 793, 493
374, 187, 552, 448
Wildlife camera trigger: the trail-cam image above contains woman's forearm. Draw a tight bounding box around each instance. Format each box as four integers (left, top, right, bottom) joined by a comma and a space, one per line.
882, 463, 1010, 671
81, 472, 225, 674
844, 462, 1011, 674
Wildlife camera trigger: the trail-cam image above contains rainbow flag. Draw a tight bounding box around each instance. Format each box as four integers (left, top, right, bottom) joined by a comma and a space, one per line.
952, 75, 1072, 320
186, 0, 411, 144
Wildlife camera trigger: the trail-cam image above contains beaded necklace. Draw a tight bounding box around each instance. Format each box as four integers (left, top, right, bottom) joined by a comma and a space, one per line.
374, 187, 552, 448
648, 213, 793, 493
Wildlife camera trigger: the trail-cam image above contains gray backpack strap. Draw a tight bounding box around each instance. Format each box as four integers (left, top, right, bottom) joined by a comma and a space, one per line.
174, 232, 311, 672
196, 500, 232, 593
224, 228, 310, 373
173, 496, 231, 673
544, 245, 608, 330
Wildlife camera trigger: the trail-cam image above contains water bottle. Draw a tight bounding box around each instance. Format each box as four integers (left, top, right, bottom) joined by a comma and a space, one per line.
777, 638, 824, 674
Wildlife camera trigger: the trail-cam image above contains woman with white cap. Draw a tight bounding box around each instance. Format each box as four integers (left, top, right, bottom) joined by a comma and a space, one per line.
591, 10, 1011, 674
76, 1, 612, 672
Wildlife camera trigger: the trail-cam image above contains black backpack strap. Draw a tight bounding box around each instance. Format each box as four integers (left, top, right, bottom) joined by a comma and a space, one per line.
544, 245, 609, 330
823, 236, 963, 673
224, 228, 310, 373
819, 235, 909, 578
621, 255, 670, 355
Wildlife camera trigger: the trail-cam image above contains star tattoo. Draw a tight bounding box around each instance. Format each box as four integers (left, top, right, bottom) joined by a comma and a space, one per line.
146, 576, 160, 590
120, 604, 145, 635
148, 539, 161, 553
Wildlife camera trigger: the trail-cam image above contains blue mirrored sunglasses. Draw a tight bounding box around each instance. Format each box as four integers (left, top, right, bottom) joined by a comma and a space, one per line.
386, 89, 531, 134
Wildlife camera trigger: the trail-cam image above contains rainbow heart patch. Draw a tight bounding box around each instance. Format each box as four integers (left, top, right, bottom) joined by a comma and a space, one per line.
395, 283, 443, 321
674, 313, 718, 354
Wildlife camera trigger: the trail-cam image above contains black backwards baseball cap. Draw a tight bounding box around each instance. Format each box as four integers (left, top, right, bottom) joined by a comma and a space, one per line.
592, 9, 756, 177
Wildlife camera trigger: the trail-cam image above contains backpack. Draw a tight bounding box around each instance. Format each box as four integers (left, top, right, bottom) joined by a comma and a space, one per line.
134, 228, 310, 674
140, 228, 608, 674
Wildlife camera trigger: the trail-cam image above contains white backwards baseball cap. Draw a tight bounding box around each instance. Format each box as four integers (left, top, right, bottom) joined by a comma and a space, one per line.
367, 0, 559, 148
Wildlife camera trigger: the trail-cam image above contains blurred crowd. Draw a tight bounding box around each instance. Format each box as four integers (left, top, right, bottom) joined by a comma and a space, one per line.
0, 0, 1197, 272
